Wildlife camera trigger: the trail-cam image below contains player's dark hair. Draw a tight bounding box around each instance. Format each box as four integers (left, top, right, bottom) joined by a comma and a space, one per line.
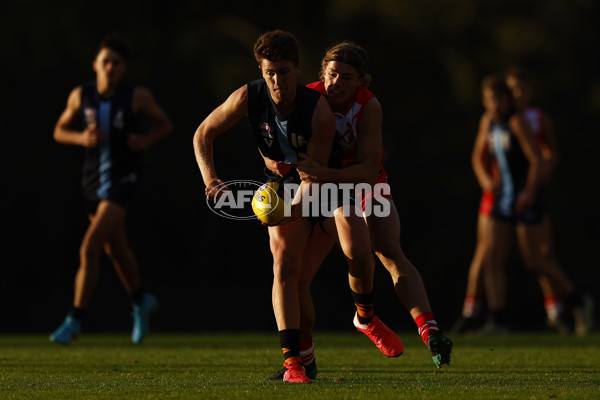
481, 73, 511, 99
97, 33, 132, 61
505, 65, 532, 83
253, 30, 299, 66
320, 41, 372, 88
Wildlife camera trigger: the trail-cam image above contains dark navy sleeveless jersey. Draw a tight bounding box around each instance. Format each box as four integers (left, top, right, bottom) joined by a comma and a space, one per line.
247, 79, 321, 165
79, 81, 141, 202
487, 116, 529, 218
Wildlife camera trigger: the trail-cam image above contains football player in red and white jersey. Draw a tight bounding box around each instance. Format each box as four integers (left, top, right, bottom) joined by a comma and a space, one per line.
505, 66, 592, 334
264, 42, 453, 378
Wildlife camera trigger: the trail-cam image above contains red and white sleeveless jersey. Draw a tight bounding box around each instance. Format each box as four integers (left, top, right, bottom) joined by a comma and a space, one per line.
307, 81, 376, 167
522, 106, 547, 147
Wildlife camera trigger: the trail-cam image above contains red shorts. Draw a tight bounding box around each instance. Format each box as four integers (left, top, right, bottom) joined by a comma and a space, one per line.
355, 168, 393, 212
478, 191, 494, 217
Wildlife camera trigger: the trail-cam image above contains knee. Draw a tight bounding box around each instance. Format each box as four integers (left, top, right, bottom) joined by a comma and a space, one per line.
373, 240, 403, 264
298, 274, 312, 292
79, 240, 102, 264
346, 246, 374, 271
272, 252, 302, 284
104, 244, 128, 263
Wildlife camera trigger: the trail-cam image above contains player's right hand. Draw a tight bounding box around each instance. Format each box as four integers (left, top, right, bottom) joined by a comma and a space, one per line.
205, 179, 230, 200
81, 123, 105, 148
262, 154, 292, 177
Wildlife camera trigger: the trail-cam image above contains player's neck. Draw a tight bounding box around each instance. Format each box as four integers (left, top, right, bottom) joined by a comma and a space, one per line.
96, 79, 117, 98
274, 97, 296, 116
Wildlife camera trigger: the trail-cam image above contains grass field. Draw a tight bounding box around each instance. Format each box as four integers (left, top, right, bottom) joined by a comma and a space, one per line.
1, 332, 599, 399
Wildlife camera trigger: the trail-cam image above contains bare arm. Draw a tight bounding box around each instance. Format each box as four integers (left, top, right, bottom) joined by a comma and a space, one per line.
53, 86, 104, 147
539, 113, 558, 182
193, 85, 248, 198
297, 97, 382, 185
471, 113, 495, 192
128, 87, 173, 151
306, 96, 336, 167
287, 95, 336, 213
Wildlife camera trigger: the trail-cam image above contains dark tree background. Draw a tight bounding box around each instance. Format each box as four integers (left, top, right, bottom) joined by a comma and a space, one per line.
1, 0, 598, 334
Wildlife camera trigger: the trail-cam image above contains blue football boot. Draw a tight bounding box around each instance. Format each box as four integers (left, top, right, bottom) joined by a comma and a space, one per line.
131, 293, 159, 344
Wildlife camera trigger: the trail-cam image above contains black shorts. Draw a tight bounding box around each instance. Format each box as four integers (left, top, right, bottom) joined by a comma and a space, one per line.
491, 187, 547, 225
263, 167, 355, 226
84, 180, 139, 215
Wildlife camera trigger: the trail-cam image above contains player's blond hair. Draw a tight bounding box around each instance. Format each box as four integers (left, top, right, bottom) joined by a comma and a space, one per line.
320, 41, 371, 88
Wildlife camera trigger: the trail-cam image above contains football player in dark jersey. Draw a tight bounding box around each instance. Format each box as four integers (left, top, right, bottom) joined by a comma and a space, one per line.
50, 33, 172, 345
193, 30, 402, 383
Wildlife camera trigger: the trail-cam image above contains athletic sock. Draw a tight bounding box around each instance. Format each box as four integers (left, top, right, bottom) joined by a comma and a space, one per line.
351, 290, 375, 325
279, 329, 301, 364
300, 338, 315, 368
415, 311, 440, 345
462, 295, 482, 318
544, 295, 564, 321
68, 305, 85, 321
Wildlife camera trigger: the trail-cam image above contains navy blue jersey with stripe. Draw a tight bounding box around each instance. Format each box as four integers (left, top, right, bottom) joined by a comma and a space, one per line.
247, 78, 321, 165
79, 81, 140, 202
487, 116, 529, 218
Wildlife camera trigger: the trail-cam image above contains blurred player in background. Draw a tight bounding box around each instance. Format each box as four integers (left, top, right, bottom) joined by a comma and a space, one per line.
264, 42, 453, 380
50, 33, 173, 345
193, 30, 403, 384
453, 70, 592, 335
504, 66, 593, 334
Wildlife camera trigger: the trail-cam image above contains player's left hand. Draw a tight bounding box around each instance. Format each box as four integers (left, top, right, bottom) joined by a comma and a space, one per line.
127, 133, 150, 151
515, 189, 535, 212
297, 153, 323, 182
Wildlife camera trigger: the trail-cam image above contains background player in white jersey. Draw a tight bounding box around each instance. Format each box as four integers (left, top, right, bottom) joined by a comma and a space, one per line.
50, 33, 173, 345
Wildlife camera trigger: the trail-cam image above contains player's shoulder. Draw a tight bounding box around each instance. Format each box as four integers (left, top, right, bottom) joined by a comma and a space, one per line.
356, 86, 376, 103
508, 112, 529, 133
66, 85, 84, 109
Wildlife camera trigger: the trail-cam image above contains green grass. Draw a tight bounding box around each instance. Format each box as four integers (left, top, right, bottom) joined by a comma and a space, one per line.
1, 332, 599, 399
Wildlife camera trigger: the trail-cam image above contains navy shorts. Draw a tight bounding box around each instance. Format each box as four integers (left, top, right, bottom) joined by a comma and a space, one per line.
491, 187, 547, 225
84, 180, 139, 215
263, 167, 355, 227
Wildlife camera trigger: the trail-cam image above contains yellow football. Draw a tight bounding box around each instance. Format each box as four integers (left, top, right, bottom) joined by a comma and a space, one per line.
251, 182, 285, 225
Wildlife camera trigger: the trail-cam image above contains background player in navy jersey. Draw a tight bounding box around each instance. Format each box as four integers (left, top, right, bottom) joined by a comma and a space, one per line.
264, 42, 453, 379
470, 74, 542, 333
453, 69, 592, 335
193, 30, 402, 383
50, 33, 173, 345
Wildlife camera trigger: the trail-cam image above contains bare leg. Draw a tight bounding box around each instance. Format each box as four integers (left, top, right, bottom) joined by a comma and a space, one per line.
298, 226, 334, 341
484, 218, 514, 312
74, 200, 127, 309
321, 208, 374, 295
366, 200, 431, 320
269, 217, 312, 331
104, 217, 140, 293
465, 214, 491, 300
516, 222, 573, 297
